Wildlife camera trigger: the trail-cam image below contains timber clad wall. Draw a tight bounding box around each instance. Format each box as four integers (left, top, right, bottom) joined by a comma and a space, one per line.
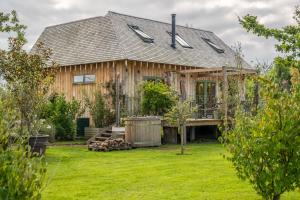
52, 60, 185, 117
51, 59, 224, 118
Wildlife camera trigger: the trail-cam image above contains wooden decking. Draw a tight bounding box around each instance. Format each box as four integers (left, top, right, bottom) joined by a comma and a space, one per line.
162, 118, 222, 127
186, 118, 222, 126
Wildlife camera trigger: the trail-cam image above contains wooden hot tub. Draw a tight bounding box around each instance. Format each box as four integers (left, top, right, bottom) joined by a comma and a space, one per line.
125, 117, 162, 147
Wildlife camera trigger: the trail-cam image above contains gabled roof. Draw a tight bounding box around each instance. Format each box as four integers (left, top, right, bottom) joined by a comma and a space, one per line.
32, 11, 251, 69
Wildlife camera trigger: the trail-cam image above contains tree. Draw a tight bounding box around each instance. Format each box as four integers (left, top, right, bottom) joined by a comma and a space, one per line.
0, 11, 57, 136
0, 10, 50, 199
223, 69, 300, 200
164, 99, 197, 155
239, 6, 300, 88
222, 9, 300, 199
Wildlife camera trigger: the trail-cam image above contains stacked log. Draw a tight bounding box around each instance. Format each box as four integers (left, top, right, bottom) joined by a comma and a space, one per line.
88, 138, 131, 152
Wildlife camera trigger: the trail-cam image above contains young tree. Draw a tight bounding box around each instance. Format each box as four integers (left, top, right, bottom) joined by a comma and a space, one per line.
0, 10, 52, 199
0, 11, 57, 136
222, 7, 300, 200
223, 71, 300, 200
164, 99, 197, 155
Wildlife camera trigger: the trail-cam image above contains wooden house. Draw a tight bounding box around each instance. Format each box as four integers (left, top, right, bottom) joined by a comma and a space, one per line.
32, 11, 255, 139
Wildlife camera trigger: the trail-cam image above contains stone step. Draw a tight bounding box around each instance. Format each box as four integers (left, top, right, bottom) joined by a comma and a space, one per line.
101, 133, 112, 137
95, 136, 109, 141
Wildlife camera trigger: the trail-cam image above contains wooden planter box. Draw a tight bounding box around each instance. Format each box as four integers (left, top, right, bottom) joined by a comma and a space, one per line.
125, 117, 162, 147
84, 127, 100, 139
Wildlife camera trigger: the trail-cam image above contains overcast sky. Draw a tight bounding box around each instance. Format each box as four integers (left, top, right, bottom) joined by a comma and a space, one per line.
0, 0, 298, 64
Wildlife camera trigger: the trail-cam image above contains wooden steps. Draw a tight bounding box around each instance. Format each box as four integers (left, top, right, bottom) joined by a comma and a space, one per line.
87, 127, 130, 152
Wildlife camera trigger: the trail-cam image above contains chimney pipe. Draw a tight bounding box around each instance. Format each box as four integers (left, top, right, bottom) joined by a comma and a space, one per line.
171, 14, 176, 48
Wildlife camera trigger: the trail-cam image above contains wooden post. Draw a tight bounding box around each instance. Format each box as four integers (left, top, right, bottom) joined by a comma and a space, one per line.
238, 75, 246, 102
222, 66, 228, 128
114, 62, 120, 127
179, 124, 185, 154
191, 126, 195, 141
183, 125, 187, 145
116, 73, 120, 127
253, 80, 259, 114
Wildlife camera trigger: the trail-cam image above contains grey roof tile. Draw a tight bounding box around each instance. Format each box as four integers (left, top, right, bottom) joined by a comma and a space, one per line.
31, 11, 251, 69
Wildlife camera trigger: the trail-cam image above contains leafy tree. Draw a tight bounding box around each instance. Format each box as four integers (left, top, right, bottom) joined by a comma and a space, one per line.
0, 11, 57, 136
0, 10, 49, 199
224, 7, 300, 199
164, 99, 197, 155
239, 6, 300, 88
223, 69, 300, 200
41, 94, 81, 140
141, 81, 176, 115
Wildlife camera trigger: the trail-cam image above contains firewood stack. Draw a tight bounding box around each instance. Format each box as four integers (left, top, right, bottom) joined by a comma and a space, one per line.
88, 138, 131, 151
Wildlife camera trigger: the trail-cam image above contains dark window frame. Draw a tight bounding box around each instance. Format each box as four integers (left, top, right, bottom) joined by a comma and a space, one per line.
202, 37, 225, 53
128, 25, 154, 43
143, 76, 163, 82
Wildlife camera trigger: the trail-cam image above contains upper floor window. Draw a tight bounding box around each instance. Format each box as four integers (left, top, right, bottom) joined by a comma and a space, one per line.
73, 74, 95, 84
202, 38, 224, 53
128, 25, 154, 43
167, 31, 192, 48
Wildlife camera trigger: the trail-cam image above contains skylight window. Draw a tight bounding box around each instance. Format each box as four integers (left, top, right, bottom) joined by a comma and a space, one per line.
175, 34, 192, 48
202, 38, 224, 53
128, 25, 154, 43
167, 32, 192, 48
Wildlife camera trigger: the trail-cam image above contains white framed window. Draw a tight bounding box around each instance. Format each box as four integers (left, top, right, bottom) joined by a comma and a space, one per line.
73, 74, 96, 84
202, 38, 224, 53
74, 75, 84, 83
84, 74, 96, 83
175, 34, 192, 48
167, 31, 192, 48
128, 25, 154, 43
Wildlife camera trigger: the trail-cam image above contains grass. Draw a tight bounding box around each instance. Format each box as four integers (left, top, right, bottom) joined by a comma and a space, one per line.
43, 143, 300, 200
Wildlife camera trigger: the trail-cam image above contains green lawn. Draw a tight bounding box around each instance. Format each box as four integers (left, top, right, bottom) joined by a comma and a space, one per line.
43, 143, 300, 200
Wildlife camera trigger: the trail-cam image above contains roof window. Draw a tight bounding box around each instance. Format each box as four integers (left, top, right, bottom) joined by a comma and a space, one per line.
128, 25, 154, 43
202, 38, 224, 53
167, 31, 192, 48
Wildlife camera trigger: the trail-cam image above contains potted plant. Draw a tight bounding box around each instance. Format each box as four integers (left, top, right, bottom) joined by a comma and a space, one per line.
28, 119, 54, 156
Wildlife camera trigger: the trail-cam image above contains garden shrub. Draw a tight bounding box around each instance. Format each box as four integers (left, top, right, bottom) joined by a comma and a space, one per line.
41, 94, 81, 140
140, 81, 176, 115
0, 91, 46, 200
85, 91, 115, 128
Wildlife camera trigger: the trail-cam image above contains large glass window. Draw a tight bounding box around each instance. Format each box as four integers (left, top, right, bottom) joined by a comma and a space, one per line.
196, 80, 216, 118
